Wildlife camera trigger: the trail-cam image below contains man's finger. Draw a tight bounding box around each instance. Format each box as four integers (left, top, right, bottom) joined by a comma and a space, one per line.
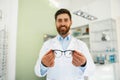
49, 61, 54, 67
74, 50, 84, 56
72, 60, 81, 66
73, 52, 82, 60
47, 53, 55, 60
49, 56, 55, 62
73, 51, 85, 58
47, 59, 54, 67
73, 56, 80, 63
46, 49, 53, 55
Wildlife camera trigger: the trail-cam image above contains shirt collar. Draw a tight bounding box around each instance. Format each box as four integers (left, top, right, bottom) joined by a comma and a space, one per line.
57, 34, 71, 41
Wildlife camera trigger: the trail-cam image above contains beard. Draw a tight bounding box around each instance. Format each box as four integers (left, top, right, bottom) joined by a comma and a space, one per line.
57, 25, 70, 35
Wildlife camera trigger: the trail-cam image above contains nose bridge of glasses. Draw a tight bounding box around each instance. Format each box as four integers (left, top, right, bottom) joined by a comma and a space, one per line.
65, 50, 74, 53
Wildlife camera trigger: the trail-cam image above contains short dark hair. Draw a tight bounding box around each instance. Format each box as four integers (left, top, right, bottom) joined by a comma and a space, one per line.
55, 8, 71, 20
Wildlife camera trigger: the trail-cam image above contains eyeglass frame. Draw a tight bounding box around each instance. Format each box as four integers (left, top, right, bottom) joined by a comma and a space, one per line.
52, 49, 75, 58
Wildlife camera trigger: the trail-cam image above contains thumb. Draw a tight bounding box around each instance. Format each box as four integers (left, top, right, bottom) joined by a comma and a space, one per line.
46, 49, 53, 55
73, 50, 83, 56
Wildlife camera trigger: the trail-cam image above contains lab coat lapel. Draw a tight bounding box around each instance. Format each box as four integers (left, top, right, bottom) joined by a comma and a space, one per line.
52, 36, 63, 50
67, 37, 77, 50
52, 36, 77, 50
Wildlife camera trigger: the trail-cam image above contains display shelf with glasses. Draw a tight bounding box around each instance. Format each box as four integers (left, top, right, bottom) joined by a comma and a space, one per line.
71, 24, 90, 49
0, 25, 8, 80
89, 18, 118, 65
71, 18, 118, 65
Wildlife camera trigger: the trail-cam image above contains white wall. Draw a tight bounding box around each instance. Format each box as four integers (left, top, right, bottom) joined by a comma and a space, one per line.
0, 0, 18, 80
70, 0, 112, 27
116, 17, 120, 60
111, 0, 120, 19
110, 0, 120, 65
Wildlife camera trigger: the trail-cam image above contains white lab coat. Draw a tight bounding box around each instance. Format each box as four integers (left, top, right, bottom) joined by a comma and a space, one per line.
35, 35, 95, 80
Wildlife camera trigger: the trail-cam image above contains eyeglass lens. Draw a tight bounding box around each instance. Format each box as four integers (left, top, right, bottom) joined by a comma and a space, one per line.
53, 50, 74, 58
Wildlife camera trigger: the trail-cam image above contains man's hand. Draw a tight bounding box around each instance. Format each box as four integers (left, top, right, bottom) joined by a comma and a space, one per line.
41, 50, 55, 67
72, 50, 86, 67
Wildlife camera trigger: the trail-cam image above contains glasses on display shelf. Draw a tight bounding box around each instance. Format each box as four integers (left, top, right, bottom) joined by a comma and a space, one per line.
0, 25, 8, 80
52, 49, 74, 58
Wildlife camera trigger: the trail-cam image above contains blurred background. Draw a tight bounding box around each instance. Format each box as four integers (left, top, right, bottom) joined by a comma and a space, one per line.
0, 0, 120, 80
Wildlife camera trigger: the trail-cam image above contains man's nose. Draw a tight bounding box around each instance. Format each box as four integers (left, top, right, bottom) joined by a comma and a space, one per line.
61, 21, 65, 26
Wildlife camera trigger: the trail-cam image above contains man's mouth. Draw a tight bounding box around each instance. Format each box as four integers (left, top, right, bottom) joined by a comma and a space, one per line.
60, 26, 67, 30
60, 27, 66, 30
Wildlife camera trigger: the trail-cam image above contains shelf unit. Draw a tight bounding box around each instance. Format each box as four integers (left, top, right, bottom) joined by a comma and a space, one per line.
76, 35, 90, 39
71, 24, 90, 49
71, 18, 118, 65
89, 19, 118, 65
0, 25, 8, 80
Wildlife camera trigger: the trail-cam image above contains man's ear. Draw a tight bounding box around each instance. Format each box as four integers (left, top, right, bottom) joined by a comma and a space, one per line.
70, 20, 72, 26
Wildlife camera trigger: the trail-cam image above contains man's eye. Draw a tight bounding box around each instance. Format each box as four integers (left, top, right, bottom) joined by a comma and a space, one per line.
64, 19, 68, 22
58, 19, 62, 22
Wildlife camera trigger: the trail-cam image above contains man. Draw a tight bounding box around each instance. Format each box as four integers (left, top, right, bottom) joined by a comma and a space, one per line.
35, 8, 95, 80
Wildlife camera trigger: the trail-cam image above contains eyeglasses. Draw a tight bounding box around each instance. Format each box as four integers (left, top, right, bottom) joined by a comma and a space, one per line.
52, 49, 74, 58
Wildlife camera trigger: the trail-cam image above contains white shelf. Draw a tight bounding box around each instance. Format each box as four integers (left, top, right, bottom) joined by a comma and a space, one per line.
76, 35, 89, 39
90, 29, 115, 33
91, 40, 117, 43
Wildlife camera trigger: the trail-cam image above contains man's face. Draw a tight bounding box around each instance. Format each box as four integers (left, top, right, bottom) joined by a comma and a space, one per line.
56, 13, 72, 35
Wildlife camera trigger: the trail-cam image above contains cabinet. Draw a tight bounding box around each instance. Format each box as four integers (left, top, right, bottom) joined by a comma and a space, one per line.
71, 18, 118, 65
89, 19, 118, 64
71, 24, 90, 49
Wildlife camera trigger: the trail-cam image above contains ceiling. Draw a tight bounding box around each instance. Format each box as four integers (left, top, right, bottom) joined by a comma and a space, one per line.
49, 0, 98, 21
49, 0, 97, 9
